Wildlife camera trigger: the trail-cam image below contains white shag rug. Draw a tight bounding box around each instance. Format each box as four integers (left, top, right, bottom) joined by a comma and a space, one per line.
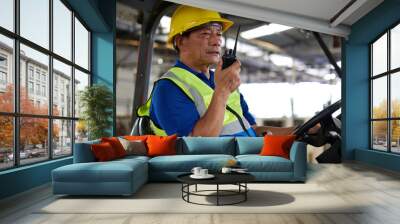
38, 183, 361, 214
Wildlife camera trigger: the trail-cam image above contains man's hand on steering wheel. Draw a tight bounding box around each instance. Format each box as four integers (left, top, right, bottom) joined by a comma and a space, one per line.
305, 123, 321, 135
292, 100, 341, 137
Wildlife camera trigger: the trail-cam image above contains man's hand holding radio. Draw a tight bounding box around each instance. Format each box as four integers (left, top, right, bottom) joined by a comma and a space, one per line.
214, 59, 241, 100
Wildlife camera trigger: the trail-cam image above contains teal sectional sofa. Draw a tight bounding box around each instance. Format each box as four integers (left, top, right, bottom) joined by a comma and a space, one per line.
52, 137, 307, 196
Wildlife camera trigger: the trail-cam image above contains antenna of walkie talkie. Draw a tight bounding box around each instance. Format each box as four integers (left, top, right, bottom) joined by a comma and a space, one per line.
222, 25, 241, 69
232, 25, 240, 56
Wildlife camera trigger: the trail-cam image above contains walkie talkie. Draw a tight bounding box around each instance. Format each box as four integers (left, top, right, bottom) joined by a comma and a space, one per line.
220, 25, 251, 136
222, 26, 240, 69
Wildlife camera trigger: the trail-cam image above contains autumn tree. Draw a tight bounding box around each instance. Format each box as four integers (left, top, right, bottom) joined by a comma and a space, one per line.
392, 100, 400, 142
0, 84, 60, 151
372, 99, 400, 143
372, 100, 388, 140
0, 85, 14, 149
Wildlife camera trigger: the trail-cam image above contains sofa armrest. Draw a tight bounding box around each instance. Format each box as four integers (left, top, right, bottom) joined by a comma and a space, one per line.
289, 141, 307, 181
73, 140, 100, 163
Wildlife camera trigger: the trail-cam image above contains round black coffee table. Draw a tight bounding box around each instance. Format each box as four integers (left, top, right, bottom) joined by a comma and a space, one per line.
177, 173, 255, 206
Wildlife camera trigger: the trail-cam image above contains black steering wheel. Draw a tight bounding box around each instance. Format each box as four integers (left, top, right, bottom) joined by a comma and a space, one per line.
293, 100, 341, 137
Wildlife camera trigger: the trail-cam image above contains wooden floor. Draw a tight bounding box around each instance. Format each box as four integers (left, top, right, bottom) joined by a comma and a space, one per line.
1, 162, 400, 224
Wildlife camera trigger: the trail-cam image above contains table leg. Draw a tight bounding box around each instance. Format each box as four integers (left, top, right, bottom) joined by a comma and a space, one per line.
187, 184, 190, 202
217, 184, 219, 206
245, 183, 247, 201
181, 184, 183, 199
195, 184, 197, 192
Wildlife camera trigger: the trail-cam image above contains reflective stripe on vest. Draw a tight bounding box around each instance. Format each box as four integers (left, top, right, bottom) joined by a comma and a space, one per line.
137, 67, 251, 136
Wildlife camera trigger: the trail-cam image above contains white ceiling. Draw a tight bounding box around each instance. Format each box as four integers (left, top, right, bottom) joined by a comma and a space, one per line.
165, 0, 383, 37
227, 0, 352, 22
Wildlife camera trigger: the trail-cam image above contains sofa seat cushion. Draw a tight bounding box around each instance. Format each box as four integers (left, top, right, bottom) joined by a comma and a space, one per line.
236, 137, 264, 155
116, 155, 150, 163
149, 154, 235, 172
236, 155, 293, 172
177, 137, 235, 155
52, 159, 147, 183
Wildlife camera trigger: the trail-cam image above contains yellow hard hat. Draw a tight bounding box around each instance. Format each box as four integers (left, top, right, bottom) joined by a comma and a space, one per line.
167, 5, 234, 44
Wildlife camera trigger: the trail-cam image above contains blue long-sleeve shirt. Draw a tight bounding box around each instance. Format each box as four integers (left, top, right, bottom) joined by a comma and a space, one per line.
149, 60, 257, 137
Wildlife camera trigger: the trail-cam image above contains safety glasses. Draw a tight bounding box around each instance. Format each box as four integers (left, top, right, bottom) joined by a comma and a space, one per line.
183, 22, 223, 36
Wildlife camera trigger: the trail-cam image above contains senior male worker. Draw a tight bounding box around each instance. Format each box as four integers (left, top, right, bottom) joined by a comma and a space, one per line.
137, 5, 317, 137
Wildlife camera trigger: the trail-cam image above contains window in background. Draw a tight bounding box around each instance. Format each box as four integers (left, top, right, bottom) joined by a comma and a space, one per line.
20, 44, 49, 115
0, 54, 7, 67
372, 121, 388, 151
372, 77, 387, 119
28, 67, 34, 80
74, 68, 89, 148
0, 71, 6, 85
0, 35, 14, 113
28, 81, 33, 94
0, 53, 8, 90
53, 119, 72, 158
53, 0, 72, 60
0, 0, 14, 32
19, 117, 49, 165
74, 69, 89, 118
36, 84, 40, 95
35, 70, 40, 81
74, 17, 89, 70
391, 24, 400, 70
391, 72, 400, 117
391, 120, 400, 153
42, 85, 46, 97
0, 116, 13, 170
41, 73, 46, 83
372, 34, 387, 76
0, 0, 91, 170
370, 22, 400, 154
75, 120, 88, 143
53, 59, 72, 117
20, 0, 49, 49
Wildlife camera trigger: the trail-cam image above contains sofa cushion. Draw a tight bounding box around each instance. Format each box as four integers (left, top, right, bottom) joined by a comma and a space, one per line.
123, 135, 149, 142
260, 135, 296, 159
101, 137, 127, 158
115, 155, 150, 163
91, 142, 118, 161
118, 138, 147, 156
52, 158, 147, 183
147, 134, 177, 157
236, 137, 264, 155
178, 137, 235, 155
148, 154, 235, 172
236, 155, 293, 172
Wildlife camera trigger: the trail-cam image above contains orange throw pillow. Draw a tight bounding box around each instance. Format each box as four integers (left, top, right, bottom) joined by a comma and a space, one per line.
91, 142, 117, 161
260, 135, 296, 159
146, 134, 177, 157
123, 135, 148, 142
101, 137, 127, 158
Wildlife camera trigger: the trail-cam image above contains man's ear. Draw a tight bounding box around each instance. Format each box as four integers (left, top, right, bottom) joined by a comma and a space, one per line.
175, 35, 185, 50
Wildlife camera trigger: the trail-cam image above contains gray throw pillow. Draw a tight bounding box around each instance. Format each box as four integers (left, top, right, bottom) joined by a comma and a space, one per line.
118, 137, 147, 156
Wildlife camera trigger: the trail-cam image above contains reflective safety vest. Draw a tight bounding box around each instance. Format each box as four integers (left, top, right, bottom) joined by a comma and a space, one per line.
137, 67, 251, 136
